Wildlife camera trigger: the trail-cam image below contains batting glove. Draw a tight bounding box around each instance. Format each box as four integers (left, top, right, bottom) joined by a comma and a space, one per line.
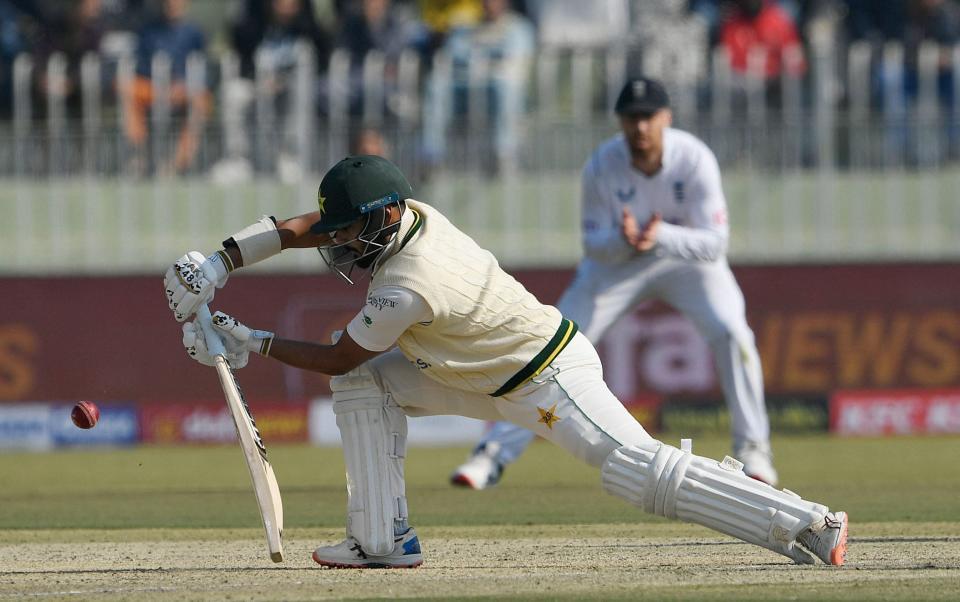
164, 250, 234, 322
182, 311, 274, 369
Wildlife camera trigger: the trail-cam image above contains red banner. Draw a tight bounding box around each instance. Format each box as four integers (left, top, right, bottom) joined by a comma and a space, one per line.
139, 401, 308, 443
830, 389, 960, 435
0, 274, 364, 402
2, 263, 958, 403
621, 395, 662, 429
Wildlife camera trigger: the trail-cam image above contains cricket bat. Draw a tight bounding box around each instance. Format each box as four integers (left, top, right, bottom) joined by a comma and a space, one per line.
197, 305, 284, 563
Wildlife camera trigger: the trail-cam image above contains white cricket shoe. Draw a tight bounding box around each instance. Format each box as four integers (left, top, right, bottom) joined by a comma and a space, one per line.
312, 527, 423, 569
797, 511, 849, 566
450, 447, 503, 490
734, 441, 779, 487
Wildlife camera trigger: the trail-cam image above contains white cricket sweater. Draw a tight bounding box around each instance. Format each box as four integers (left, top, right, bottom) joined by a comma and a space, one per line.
370, 200, 575, 396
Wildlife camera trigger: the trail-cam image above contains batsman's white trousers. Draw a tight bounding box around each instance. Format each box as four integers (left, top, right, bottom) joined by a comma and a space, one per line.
354, 334, 833, 565
367, 331, 653, 467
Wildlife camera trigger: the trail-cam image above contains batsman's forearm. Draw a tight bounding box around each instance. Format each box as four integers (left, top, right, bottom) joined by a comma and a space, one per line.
276, 212, 332, 249
220, 212, 330, 269
264, 338, 358, 376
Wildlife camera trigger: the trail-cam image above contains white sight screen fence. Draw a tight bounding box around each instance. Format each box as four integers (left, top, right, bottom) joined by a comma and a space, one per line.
1, 40, 958, 275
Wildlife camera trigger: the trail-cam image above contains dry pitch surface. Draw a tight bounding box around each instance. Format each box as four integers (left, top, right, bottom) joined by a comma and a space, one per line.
3, 523, 959, 601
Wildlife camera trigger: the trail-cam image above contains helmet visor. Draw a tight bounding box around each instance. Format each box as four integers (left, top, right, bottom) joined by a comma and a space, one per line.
316, 201, 402, 283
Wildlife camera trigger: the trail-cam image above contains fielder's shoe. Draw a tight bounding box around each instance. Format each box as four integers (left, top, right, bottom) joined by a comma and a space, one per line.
734, 441, 779, 487
797, 511, 849, 566
450, 445, 503, 490
312, 527, 423, 569
209, 157, 253, 185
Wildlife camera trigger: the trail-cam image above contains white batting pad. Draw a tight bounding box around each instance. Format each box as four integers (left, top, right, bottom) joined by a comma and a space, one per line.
331, 364, 408, 556
601, 441, 827, 563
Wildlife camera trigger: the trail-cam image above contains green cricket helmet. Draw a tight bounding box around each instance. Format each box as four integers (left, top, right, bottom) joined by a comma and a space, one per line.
312, 155, 413, 283
310, 155, 413, 234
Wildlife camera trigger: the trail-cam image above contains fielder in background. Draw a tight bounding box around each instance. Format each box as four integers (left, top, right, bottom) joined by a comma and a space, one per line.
452, 76, 779, 491
164, 155, 847, 569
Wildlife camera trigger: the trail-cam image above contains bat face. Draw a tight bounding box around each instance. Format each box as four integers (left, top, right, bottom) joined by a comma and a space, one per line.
215, 357, 285, 563
196, 306, 284, 562
228, 366, 270, 462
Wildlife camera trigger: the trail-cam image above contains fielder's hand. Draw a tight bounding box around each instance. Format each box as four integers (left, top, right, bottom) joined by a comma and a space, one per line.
164, 251, 232, 322
622, 208, 661, 253
182, 311, 274, 369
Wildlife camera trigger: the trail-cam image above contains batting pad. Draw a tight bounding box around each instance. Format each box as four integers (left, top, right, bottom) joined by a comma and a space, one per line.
332, 364, 408, 556
601, 442, 826, 564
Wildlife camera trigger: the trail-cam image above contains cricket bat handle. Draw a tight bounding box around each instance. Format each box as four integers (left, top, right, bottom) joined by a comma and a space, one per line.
196, 305, 227, 357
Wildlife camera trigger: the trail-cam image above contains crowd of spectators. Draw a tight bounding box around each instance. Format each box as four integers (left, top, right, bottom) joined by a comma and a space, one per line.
211, 0, 330, 182
1, 0, 959, 176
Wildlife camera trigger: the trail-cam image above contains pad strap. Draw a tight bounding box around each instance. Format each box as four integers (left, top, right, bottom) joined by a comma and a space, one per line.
224, 216, 281, 267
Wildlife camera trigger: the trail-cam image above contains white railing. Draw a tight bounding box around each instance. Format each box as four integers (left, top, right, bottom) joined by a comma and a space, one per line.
1, 39, 959, 274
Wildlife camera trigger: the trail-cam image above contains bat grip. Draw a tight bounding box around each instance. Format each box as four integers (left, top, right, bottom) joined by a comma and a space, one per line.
196, 304, 228, 357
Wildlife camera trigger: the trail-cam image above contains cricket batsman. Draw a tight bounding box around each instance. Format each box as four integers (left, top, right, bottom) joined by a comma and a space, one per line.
454, 76, 779, 490
164, 154, 848, 568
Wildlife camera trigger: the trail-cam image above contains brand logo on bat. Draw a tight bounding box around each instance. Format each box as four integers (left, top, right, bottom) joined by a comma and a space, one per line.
232, 371, 269, 461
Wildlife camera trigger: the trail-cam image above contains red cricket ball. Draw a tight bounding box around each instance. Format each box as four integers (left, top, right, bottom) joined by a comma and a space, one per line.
71, 401, 100, 429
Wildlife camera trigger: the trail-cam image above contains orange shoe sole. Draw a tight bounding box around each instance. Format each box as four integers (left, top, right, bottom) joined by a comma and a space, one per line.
830, 513, 849, 566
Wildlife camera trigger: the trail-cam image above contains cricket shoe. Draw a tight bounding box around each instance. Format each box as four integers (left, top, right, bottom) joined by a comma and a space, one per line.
312, 527, 423, 569
734, 441, 779, 487
797, 511, 849, 566
450, 445, 503, 490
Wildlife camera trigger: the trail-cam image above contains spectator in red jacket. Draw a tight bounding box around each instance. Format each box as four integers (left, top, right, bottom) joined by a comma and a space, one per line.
718, 0, 806, 82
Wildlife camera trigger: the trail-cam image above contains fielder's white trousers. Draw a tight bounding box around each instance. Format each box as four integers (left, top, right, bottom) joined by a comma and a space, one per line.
367, 331, 654, 467
558, 255, 770, 447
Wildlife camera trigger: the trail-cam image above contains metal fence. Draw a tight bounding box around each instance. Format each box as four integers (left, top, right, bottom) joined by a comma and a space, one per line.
1, 38, 959, 274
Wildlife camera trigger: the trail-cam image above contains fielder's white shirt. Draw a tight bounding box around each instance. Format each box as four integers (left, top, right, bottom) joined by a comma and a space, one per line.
581, 127, 730, 263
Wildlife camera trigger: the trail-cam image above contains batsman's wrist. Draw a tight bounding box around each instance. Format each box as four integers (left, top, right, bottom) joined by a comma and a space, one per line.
206, 250, 234, 282
252, 331, 275, 357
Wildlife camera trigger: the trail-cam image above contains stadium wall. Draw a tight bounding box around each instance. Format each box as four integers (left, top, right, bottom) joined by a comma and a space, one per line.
2, 263, 958, 447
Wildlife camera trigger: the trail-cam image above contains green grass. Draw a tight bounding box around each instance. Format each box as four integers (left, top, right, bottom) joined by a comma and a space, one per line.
2, 434, 958, 531
2, 434, 959, 600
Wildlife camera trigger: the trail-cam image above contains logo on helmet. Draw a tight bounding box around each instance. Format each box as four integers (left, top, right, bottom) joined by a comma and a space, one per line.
358, 191, 400, 214
318, 192, 327, 215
